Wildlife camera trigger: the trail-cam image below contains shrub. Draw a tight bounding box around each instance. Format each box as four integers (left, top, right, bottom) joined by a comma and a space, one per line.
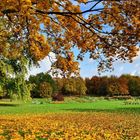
52, 93, 64, 101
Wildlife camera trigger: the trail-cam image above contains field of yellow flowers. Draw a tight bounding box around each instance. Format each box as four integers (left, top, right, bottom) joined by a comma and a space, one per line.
0, 112, 139, 140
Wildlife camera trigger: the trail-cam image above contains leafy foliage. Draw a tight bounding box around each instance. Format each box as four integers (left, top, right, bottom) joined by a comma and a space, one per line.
121, 75, 140, 96
128, 78, 140, 96
0, 113, 139, 139
0, 18, 30, 100
5, 76, 32, 101
0, 59, 31, 101
29, 73, 56, 98
107, 76, 129, 96
56, 77, 87, 96
39, 82, 53, 98
86, 75, 140, 97
0, 0, 139, 76
86, 76, 109, 96
0, 0, 139, 99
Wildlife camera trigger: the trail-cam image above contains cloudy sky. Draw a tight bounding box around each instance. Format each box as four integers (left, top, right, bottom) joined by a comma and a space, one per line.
29, 1, 140, 78
80, 51, 140, 78
28, 50, 140, 78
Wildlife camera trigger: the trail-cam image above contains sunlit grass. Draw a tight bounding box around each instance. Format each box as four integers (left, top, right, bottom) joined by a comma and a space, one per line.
0, 97, 140, 115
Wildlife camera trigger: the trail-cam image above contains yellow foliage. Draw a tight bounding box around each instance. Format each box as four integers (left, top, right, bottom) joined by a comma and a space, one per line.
0, 0, 139, 74
0, 113, 139, 139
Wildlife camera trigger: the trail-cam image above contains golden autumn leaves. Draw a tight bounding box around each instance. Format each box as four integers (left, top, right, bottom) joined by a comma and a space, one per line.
29, 35, 50, 61
0, 113, 139, 140
0, 0, 139, 76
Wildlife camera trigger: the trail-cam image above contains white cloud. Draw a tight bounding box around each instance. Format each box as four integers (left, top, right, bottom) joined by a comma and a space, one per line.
27, 49, 140, 78
27, 52, 56, 78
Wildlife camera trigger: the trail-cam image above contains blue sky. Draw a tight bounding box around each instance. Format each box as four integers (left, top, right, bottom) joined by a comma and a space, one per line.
28, 50, 140, 78
29, 1, 140, 78
79, 51, 140, 78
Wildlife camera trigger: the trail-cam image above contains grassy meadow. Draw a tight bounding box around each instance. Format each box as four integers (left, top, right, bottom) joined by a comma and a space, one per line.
0, 97, 140, 115
0, 97, 140, 139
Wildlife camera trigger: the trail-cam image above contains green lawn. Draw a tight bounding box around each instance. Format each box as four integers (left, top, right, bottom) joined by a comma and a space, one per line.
0, 97, 140, 115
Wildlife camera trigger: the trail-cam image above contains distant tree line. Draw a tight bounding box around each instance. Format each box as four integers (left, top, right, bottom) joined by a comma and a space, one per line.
0, 72, 140, 100
28, 73, 87, 98
28, 73, 140, 98
85, 75, 140, 97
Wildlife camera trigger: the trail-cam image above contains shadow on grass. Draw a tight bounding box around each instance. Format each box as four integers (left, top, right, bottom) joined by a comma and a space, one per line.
63, 107, 140, 114
0, 103, 19, 107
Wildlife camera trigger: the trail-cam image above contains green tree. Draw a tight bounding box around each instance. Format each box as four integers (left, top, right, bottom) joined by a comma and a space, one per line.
128, 76, 140, 96
29, 72, 56, 98
6, 76, 32, 101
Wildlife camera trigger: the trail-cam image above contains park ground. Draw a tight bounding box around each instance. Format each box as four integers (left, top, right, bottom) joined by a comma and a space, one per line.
0, 97, 140, 139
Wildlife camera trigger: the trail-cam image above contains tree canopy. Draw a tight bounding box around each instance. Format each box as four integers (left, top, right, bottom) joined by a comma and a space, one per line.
0, 0, 140, 76
29, 72, 56, 98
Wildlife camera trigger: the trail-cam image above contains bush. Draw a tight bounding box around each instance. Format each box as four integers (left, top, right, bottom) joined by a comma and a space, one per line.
52, 93, 64, 101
